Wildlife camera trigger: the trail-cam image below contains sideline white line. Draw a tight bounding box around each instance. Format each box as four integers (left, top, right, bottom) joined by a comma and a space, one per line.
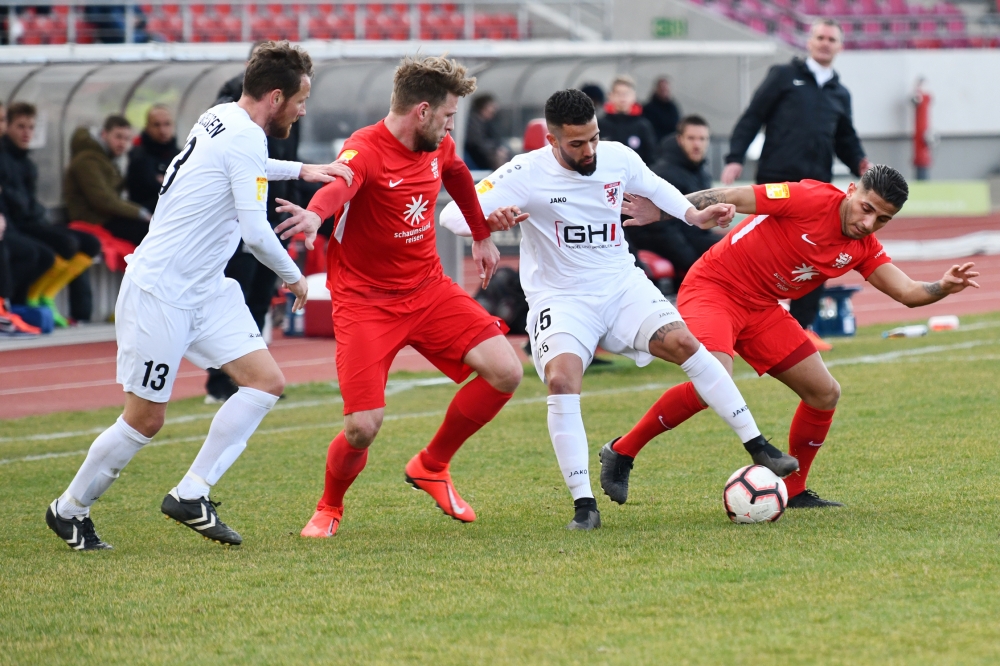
2, 338, 997, 460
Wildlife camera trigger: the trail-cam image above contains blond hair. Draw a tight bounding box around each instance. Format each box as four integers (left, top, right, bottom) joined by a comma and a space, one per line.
610, 74, 637, 91
391, 55, 477, 113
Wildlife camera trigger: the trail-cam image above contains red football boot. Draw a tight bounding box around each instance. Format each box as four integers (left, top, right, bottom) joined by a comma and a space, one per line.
404, 453, 476, 523
300, 506, 343, 538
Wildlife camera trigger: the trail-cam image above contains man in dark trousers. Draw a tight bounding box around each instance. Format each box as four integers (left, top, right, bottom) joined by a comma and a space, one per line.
721, 18, 871, 348
126, 104, 180, 216
600, 75, 658, 166
205, 43, 304, 402
643, 76, 682, 143
628, 115, 720, 291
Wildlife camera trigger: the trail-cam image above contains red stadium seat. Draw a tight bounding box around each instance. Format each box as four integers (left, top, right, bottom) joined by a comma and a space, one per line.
522, 118, 547, 152
637, 251, 675, 280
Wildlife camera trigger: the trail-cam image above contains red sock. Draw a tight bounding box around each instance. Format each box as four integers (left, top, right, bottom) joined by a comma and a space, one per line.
421, 376, 513, 471
318, 431, 368, 511
613, 382, 707, 458
785, 401, 835, 497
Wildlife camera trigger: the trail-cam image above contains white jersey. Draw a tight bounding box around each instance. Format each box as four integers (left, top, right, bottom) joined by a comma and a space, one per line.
447, 141, 693, 301
125, 102, 300, 309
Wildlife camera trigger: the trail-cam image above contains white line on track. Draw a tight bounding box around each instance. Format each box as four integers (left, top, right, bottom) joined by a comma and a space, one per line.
1, 338, 997, 464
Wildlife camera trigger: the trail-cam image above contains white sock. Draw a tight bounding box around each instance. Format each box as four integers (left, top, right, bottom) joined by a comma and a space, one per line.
680, 345, 761, 443
547, 394, 593, 501
176, 387, 278, 500
59, 416, 151, 518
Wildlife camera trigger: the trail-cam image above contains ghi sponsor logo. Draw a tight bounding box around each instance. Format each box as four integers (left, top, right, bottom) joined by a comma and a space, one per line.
554, 220, 621, 249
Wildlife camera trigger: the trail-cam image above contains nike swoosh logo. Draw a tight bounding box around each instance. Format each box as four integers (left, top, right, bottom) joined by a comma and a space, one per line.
801, 234, 816, 246
446, 485, 466, 515
793, 79, 806, 86
657, 415, 672, 430
389, 179, 404, 188
808, 440, 824, 447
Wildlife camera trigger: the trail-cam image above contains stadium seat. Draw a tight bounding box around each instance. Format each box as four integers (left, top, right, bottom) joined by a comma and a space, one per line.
67, 222, 136, 274
637, 250, 675, 280
522, 118, 547, 151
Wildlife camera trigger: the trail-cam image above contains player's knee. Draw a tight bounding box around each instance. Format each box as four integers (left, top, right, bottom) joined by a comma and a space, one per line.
128, 412, 164, 439
492, 356, 523, 394
805, 377, 840, 410
824, 378, 842, 409
344, 413, 382, 448
261, 370, 285, 398
654, 328, 701, 365
546, 371, 577, 396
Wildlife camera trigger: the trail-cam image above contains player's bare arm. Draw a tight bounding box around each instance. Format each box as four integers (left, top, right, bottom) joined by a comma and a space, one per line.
867, 261, 980, 307
621, 191, 737, 230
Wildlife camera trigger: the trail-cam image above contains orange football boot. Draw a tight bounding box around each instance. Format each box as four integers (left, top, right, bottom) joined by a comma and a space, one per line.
300, 506, 343, 538
805, 329, 833, 352
404, 453, 476, 523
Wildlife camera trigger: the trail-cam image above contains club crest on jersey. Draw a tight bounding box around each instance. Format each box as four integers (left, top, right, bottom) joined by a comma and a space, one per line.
338, 149, 358, 162
791, 263, 819, 282
476, 179, 494, 194
255, 177, 267, 202
604, 182, 621, 209
431, 157, 439, 179
833, 252, 852, 269
765, 183, 790, 199
404, 194, 429, 226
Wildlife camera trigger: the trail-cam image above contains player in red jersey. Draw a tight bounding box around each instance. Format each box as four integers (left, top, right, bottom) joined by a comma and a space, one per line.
274, 56, 526, 537
599, 165, 980, 508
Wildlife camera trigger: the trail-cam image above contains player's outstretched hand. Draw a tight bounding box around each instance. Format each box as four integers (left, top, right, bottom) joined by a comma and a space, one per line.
300, 161, 354, 186
275, 198, 323, 250
685, 202, 736, 230
621, 193, 661, 226
286, 275, 309, 312
486, 206, 529, 232
940, 262, 980, 294
472, 237, 501, 289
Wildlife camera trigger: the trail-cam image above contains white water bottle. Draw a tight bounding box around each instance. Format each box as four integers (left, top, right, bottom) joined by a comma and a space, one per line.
882, 324, 929, 339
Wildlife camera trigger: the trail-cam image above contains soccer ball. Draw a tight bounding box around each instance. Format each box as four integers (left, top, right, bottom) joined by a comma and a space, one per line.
723, 465, 788, 523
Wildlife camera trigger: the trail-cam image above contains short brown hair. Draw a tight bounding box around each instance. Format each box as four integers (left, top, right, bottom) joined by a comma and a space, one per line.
103, 114, 131, 132
390, 55, 477, 114
7, 101, 37, 124
243, 40, 314, 101
677, 114, 709, 134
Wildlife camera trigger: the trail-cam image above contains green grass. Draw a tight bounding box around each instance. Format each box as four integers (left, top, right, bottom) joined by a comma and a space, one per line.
2, 313, 1000, 665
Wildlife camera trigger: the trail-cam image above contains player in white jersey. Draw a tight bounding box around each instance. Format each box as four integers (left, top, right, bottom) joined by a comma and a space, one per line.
45, 42, 350, 551
441, 89, 798, 529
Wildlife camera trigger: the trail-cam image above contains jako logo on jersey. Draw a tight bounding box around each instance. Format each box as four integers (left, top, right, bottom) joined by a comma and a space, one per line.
338, 149, 358, 161
476, 179, 494, 194
604, 182, 621, 209
550, 197, 567, 204
404, 194, 429, 226
792, 264, 819, 281
765, 183, 790, 199
255, 177, 267, 202
431, 157, 439, 179
834, 252, 852, 268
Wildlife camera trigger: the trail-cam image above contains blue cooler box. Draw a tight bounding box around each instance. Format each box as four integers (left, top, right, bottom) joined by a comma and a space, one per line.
813, 285, 862, 337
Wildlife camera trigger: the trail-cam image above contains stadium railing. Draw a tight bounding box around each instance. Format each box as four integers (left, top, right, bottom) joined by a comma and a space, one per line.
0, 0, 614, 45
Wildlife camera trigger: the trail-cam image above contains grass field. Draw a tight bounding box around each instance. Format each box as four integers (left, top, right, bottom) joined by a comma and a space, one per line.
2, 313, 999, 665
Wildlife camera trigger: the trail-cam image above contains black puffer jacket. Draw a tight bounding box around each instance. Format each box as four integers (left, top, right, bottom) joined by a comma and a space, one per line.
600, 107, 659, 166
725, 57, 866, 183
126, 131, 180, 213
0, 135, 48, 231
651, 133, 711, 196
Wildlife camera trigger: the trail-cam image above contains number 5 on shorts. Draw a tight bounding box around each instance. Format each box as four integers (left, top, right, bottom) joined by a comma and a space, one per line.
142, 360, 170, 391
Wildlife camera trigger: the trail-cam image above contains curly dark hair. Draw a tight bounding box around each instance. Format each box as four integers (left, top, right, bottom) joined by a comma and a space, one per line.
545, 89, 596, 128
860, 164, 908, 208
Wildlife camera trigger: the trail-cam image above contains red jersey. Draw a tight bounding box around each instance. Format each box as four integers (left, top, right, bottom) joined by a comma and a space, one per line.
308, 121, 489, 301
688, 180, 891, 308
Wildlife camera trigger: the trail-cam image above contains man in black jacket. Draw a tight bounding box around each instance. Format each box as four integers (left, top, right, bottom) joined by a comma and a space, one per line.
721, 18, 871, 344
126, 104, 179, 217
628, 115, 720, 290
642, 76, 682, 143
600, 75, 658, 165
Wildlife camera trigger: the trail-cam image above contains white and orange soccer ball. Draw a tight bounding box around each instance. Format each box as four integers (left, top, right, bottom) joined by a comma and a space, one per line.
723, 465, 788, 523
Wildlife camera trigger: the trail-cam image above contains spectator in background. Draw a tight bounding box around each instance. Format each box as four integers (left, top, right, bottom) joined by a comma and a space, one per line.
601, 75, 658, 165
720, 18, 871, 350
464, 93, 511, 171
0, 102, 100, 327
0, 209, 42, 335
126, 104, 179, 215
628, 114, 720, 290
643, 76, 681, 143
579, 83, 605, 116
65, 115, 152, 245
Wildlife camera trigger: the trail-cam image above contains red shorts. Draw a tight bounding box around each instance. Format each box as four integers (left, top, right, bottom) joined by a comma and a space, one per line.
677, 280, 815, 376
333, 274, 506, 414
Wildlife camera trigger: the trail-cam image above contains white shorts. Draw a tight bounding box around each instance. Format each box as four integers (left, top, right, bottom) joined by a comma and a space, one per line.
526, 266, 684, 382
115, 274, 266, 402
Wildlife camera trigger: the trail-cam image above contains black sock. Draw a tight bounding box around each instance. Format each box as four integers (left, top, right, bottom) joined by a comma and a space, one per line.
742, 434, 768, 455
